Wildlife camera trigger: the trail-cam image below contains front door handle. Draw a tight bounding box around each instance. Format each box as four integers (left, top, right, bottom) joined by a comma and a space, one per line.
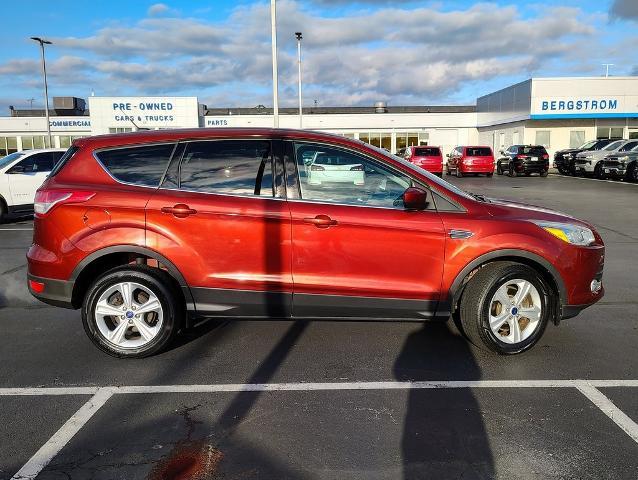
303, 214, 338, 228
161, 204, 197, 218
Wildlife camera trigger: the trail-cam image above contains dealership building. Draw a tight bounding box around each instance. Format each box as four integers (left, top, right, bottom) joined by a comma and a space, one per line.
1, 76, 637, 160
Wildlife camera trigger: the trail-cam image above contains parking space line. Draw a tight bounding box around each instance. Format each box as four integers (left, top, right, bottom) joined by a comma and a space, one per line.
548, 174, 638, 186
2, 380, 638, 396
10, 387, 114, 480
0, 228, 33, 231
576, 383, 638, 444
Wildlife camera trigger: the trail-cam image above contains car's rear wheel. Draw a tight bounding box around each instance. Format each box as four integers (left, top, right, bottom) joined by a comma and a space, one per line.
458, 262, 550, 354
82, 266, 183, 358
540, 170, 548, 177
509, 166, 517, 177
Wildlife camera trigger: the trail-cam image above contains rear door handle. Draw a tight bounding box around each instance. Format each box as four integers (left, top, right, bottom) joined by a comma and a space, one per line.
161, 204, 197, 218
303, 215, 338, 228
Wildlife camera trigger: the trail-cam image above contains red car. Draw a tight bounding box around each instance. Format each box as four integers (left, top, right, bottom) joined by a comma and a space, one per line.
27, 129, 604, 358
447, 146, 495, 177
398, 146, 443, 176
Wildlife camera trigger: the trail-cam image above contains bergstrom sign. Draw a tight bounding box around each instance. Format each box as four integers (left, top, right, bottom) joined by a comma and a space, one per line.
531, 96, 638, 119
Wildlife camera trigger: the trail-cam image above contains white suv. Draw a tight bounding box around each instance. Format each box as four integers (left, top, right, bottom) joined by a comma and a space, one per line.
574, 140, 638, 178
0, 149, 66, 221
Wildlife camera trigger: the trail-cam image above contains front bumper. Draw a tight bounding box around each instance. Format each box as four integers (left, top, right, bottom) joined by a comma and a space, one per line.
601, 164, 627, 177
27, 273, 75, 309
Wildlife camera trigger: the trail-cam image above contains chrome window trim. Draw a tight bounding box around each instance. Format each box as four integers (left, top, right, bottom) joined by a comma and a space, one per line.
155, 185, 287, 202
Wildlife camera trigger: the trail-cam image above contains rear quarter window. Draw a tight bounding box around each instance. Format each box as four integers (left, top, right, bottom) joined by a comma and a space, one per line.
96, 143, 176, 187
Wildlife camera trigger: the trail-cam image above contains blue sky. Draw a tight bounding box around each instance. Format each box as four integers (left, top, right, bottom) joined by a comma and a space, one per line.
0, 0, 636, 110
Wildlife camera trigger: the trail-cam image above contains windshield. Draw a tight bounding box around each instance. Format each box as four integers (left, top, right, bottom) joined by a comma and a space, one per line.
578, 140, 597, 149
0, 152, 24, 170
365, 142, 474, 201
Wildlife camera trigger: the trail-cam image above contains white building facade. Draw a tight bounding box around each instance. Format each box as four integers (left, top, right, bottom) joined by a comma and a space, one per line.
2, 77, 638, 160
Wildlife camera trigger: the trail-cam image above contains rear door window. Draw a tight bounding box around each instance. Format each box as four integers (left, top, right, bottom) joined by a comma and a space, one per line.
179, 140, 273, 197
33, 152, 57, 172
96, 143, 176, 187
466, 147, 491, 156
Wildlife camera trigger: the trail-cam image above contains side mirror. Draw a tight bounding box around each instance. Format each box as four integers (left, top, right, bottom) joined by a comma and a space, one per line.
403, 187, 428, 211
7, 165, 24, 174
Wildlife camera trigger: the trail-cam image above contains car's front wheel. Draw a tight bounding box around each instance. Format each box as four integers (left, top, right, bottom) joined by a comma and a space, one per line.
458, 261, 550, 354
82, 266, 183, 358
509, 165, 517, 177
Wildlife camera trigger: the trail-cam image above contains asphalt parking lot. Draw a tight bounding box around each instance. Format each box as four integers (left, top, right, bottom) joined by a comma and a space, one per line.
1, 173, 637, 480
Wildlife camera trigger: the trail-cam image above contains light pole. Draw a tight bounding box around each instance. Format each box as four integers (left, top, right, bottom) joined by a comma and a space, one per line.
270, 0, 279, 128
30, 37, 53, 147
602, 63, 614, 78
295, 32, 303, 129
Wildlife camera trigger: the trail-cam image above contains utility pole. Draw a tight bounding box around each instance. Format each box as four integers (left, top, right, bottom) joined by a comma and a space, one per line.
270, 0, 279, 128
30, 37, 53, 147
603, 63, 614, 78
295, 32, 303, 129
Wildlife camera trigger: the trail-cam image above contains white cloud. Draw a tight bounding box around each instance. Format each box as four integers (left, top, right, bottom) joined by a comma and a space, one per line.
0, 1, 605, 106
148, 3, 170, 16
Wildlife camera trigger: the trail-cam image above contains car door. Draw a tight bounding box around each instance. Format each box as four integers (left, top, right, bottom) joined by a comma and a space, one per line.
145, 138, 293, 318
286, 141, 446, 319
6, 152, 53, 206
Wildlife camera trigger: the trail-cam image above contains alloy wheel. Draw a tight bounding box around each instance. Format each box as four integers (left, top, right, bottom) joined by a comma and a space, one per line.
488, 279, 542, 344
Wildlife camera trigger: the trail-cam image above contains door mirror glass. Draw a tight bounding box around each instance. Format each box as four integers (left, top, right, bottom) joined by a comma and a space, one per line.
403, 187, 428, 211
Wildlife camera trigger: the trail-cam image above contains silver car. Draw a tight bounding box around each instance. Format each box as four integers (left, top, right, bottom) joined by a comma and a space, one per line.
574, 140, 638, 178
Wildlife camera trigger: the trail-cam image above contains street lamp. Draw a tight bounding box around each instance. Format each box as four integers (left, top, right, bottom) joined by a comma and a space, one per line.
30, 37, 52, 147
295, 32, 303, 129
270, 0, 279, 128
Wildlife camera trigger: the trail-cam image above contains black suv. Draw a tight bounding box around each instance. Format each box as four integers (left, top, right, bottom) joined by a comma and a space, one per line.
554, 139, 615, 175
496, 145, 549, 177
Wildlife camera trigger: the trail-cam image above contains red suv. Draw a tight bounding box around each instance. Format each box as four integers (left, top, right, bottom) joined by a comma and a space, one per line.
447, 146, 495, 177
398, 146, 443, 176
28, 129, 604, 358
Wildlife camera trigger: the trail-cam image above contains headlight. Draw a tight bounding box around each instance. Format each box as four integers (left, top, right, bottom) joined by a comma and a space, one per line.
584, 154, 594, 159
532, 221, 596, 246
618, 155, 629, 162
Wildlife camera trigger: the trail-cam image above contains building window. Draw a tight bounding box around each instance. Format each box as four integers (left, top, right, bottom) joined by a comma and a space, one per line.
58, 136, 71, 148
0, 137, 18, 156
569, 130, 585, 148
396, 132, 423, 152
597, 127, 624, 139
108, 127, 134, 134
20, 136, 50, 150
535, 130, 551, 148
358, 132, 392, 151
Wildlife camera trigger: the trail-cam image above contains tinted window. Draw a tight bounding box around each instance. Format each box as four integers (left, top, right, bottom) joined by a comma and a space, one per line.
295, 142, 411, 209
97, 144, 175, 187
414, 147, 440, 156
465, 147, 491, 156
520, 146, 547, 155
179, 140, 273, 197
619, 141, 638, 152
32, 152, 57, 172
603, 141, 624, 151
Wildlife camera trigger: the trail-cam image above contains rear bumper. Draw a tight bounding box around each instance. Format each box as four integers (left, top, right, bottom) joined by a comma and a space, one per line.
459, 164, 494, 173
27, 273, 75, 309
515, 162, 549, 173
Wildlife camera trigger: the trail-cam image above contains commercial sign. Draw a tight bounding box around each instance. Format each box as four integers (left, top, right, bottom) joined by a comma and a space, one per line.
531, 95, 638, 119
205, 118, 229, 127
49, 119, 91, 131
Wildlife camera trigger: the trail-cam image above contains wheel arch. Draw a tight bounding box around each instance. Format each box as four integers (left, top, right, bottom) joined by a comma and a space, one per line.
70, 245, 194, 311
447, 249, 566, 323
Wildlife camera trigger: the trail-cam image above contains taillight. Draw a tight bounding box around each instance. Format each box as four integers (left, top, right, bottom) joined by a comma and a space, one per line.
542, 154, 549, 160
34, 189, 95, 216
350, 165, 364, 171
310, 165, 325, 171
516, 154, 527, 159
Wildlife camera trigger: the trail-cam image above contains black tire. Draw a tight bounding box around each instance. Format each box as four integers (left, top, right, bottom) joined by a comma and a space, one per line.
0, 197, 6, 224
594, 163, 604, 179
509, 166, 517, 177
82, 265, 183, 358
540, 170, 548, 177
486, 173, 493, 178
496, 163, 503, 175
625, 162, 638, 183
456, 168, 463, 178
458, 261, 551, 355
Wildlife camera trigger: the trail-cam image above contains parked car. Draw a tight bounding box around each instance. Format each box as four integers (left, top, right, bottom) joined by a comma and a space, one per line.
446, 146, 494, 177
574, 140, 638, 178
28, 129, 604, 358
496, 145, 549, 177
554, 139, 616, 175
600, 147, 638, 182
0, 148, 66, 222
307, 151, 365, 186
398, 146, 443, 176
